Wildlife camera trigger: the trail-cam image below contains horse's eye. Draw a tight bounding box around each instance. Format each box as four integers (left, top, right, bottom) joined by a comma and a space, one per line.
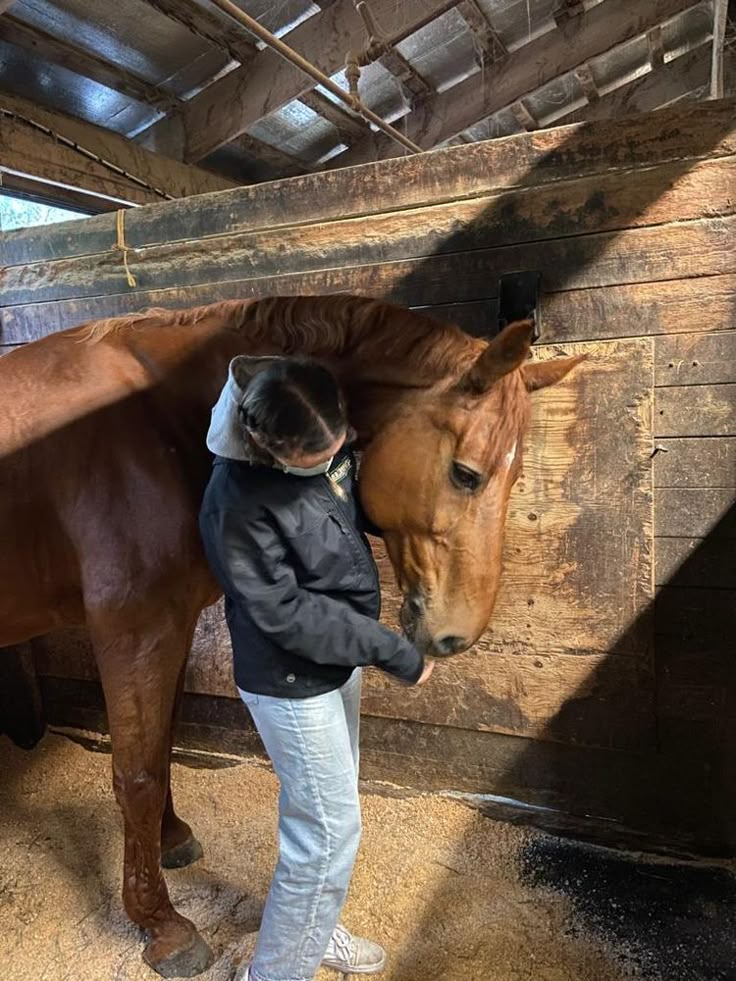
450, 462, 482, 493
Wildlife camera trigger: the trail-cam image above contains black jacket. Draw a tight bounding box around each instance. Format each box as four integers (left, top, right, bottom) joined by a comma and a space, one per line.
198, 448, 424, 698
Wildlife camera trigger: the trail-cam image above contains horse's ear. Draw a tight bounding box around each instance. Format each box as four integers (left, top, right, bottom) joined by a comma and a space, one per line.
522, 353, 586, 392
230, 354, 285, 389
460, 319, 535, 394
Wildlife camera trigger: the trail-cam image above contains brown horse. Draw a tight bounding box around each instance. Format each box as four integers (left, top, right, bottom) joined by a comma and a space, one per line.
0, 295, 581, 977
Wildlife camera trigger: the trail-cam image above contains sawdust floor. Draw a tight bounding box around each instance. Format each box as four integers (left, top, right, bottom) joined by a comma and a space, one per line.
0, 731, 728, 981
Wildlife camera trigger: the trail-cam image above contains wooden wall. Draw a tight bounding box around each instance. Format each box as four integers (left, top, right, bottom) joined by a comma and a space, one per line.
2, 99, 735, 856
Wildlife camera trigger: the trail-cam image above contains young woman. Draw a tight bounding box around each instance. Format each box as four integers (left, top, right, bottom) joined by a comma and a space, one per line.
199, 355, 433, 981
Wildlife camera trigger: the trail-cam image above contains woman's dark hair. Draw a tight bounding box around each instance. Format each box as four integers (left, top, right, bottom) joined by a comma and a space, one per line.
239, 358, 347, 457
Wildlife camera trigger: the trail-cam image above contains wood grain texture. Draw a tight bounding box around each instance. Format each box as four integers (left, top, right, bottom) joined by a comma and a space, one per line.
655, 488, 736, 537
655, 385, 736, 437
653, 437, 736, 487
4, 270, 736, 348
3, 208, 735, 308
655, 331, 736, 387
0, 92, 235, 206
4, 99, 735, 268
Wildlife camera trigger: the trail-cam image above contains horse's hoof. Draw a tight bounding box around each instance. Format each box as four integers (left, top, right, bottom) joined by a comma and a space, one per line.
162, 835, 204, 869
143, 931, 214, 978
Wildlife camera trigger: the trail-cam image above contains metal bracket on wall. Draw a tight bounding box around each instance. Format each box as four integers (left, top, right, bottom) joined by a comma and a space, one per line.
496, 270, 542, 343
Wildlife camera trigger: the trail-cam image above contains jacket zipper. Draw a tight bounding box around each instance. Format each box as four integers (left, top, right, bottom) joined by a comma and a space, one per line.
323, 475, 382, 597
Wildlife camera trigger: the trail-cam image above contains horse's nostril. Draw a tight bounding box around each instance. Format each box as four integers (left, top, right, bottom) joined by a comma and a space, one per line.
436, 635, 466, 655
408, 595, 424, 617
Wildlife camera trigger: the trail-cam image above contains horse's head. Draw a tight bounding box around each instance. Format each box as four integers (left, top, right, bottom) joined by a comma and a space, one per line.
358, 321, 584, 657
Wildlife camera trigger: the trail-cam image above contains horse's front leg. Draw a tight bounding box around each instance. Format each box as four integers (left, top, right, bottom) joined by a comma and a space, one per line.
161, 653, 204, 870
91, 608, 213, 978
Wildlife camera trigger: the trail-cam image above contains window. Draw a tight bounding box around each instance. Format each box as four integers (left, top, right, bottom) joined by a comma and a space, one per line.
0, 192, 89, 231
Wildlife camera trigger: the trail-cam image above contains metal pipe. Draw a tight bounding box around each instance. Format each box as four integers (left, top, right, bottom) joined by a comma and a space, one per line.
205, 0, 423, 155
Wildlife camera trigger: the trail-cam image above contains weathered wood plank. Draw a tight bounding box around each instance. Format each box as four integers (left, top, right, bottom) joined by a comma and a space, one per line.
4, 98, 735, 267
655, 331, 736, 386
653, 437, 736, 487
655, 385, 736, 437
3, 207, 735, 308
144, 0, 454, 161
0, 92, 235, 208
4, 270, 735, 348
545, 275, 736, 344
142, 0, 257, 65
655, 586, 736, 638
360, 649, 655, 750
559, 45, 711, 127
335, 0, 703, 165
37, 676, 728, 855
656, 537, 736, 588
655, 488, 736, 537
7, 152, 736, 284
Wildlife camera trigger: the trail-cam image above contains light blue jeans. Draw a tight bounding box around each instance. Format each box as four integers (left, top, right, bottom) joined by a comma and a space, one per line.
237, 668, 362, 981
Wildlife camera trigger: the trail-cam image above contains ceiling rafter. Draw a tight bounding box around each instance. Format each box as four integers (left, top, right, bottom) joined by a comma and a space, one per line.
229, 133, 310, 178
140, 0, 457, 162
299, 90, 370, 145
0, 89, 234, 206
0, 14, 180, 113
143, 0, 257, 65
140, 0, 370, 154
330, 0, 702, 167
456, 0, 508, 62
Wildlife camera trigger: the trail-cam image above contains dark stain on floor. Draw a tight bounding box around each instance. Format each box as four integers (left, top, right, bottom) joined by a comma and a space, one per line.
520, 834, 736, 981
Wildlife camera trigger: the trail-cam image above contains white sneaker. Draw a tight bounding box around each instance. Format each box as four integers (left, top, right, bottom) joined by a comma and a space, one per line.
322, 923, 387, 974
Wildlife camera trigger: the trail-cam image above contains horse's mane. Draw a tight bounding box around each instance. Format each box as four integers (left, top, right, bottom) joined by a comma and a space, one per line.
72, 294, 483, 384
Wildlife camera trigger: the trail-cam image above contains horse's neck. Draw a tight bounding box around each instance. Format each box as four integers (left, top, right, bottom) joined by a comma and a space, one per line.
240, 295, 482, 390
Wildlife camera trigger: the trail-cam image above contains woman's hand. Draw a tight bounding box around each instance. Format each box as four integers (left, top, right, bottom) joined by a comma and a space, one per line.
414, 658, 435, 685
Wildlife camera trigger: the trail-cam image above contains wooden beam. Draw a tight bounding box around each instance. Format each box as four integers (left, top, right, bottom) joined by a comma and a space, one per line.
553, 0, 585, 28
574, 63, 600, 102
141, 0, 456, 161
0, 16, 180, 113
299, 90, 369, 145
230, 134, 310, 179
141, 0, 257, 66
457, 0, 508, 61
510, 100, 538, 131
376, 46, 431, 105
331, 0, 701, 167
0, 172, 116, 214
0, 91, 235, 206
557, 45, 712, 125
647, 26, 666, 69
711, 0, 729, 98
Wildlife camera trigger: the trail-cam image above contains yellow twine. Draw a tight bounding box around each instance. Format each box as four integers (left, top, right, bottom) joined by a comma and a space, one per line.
114, 209, 137, 288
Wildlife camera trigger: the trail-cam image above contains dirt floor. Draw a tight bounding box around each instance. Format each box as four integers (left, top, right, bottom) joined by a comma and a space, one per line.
0, 732, 733, 981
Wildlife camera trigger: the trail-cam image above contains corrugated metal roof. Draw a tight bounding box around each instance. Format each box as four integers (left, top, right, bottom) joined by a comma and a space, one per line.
0, 0, 724, 186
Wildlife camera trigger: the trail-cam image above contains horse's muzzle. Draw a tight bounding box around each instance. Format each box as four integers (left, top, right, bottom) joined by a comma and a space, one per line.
399, 593, 468, 657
